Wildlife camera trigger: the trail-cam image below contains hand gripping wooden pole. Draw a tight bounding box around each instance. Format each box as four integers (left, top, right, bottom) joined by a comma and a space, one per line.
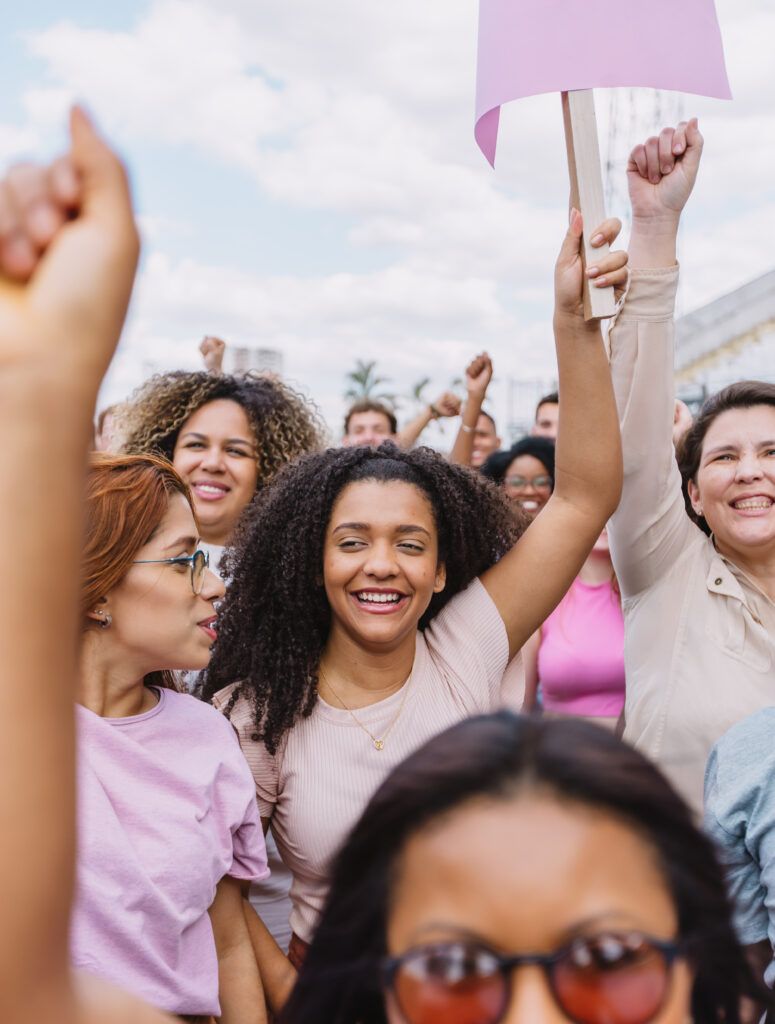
561, 90, 617, 322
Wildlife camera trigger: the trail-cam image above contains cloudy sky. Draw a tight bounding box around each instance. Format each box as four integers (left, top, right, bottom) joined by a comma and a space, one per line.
1, 0, 773, 440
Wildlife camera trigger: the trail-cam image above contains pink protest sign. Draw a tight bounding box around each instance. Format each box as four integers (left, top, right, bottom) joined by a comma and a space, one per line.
476, 0, 731, 165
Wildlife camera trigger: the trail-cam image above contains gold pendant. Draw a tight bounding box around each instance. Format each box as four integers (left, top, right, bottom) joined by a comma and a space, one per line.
373, 739, 384, 751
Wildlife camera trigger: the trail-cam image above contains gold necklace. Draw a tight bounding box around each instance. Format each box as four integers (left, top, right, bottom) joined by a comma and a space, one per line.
318, 668, 412, 751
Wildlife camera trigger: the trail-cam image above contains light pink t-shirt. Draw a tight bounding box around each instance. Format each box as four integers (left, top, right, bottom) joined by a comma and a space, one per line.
537, 577, 625, 717
72, 687, 269, 1017
214, 578, 523, 942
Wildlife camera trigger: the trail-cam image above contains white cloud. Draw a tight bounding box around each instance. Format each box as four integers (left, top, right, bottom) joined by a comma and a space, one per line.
1, 0, 773, 435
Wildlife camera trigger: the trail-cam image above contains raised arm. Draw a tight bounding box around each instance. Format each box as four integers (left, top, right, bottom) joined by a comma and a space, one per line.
608, 120, 704, 598
396, 390, 461, 449
201, 334, 226, 374
0, 111, 169, 1024
449, 352, 494, 466
481, 211, 624, 657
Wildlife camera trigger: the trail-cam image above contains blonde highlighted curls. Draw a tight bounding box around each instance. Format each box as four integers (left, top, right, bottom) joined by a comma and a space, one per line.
119, 369, 326, 486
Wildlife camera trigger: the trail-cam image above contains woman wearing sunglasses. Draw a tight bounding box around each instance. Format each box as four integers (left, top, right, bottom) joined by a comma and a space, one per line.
282, 713, 771, 1024
75, 453, 269, 1023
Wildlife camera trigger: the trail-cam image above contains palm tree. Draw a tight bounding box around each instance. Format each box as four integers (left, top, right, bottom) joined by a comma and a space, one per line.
407, 376, 431, 409
344, 359, 397, 407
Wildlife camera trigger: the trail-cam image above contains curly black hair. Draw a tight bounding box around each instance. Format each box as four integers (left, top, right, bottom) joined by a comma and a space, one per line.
201, 443, 524, 754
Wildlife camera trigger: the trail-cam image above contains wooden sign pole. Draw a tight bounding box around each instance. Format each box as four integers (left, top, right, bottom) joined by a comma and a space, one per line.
561, 90, 617, 322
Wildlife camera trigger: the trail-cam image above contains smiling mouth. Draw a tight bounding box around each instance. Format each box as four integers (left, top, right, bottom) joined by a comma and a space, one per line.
351, 590, 408, 613
192, 482, 230, 501
731, 497, 773, 512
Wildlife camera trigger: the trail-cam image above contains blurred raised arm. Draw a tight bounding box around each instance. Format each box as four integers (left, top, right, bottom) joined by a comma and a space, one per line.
449, 352, 494, 467
0, 109, 170, 1024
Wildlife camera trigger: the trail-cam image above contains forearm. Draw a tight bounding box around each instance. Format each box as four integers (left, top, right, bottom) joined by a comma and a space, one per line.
449, 395, 482, 466
218, 937, 267, 1024
606, 266, 691, 595
244, 900, 297, 1014
552, 314, 622, 519
396, 407, 433, 449
0, 370, 96, 998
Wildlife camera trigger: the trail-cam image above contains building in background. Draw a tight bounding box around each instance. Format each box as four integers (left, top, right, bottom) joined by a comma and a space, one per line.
675, 268, 775, 408
504, 267, 775, 434
225, 345, 284, 376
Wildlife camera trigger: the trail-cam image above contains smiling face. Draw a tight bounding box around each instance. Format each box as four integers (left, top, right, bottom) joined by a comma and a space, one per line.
172, 398, 259, 546
97, 493, 225, 676
323, 479, 446, 654
385, 793, 692, 1024
687, 405, 775, 558
503, 454, 552, 519
343, 410, 396, 448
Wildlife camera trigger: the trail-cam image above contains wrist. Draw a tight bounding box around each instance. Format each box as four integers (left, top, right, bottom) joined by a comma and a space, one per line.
553, 310, 601, 336
630, 212, 680, 239
462, 394, 483, 428
628, 216, 679, 271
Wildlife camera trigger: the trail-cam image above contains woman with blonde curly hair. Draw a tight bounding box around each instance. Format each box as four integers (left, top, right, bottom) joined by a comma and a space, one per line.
121, 370, 324, 554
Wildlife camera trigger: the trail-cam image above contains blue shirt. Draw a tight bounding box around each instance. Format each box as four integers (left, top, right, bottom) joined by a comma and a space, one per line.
705, 707, 775, 987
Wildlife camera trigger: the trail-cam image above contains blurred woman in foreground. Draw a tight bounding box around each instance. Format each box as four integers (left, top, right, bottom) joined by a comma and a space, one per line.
283, 713, 771, 1024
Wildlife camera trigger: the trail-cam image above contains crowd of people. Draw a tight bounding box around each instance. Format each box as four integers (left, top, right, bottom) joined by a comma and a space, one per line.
2, 107, 774, 1024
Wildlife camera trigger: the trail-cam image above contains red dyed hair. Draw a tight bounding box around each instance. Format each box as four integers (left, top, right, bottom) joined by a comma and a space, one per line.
82, 453, 195, 689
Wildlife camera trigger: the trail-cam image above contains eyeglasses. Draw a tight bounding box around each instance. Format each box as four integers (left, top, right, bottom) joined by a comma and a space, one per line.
504, 474, 552, 490
383, 933, 680, 1024
132, 549, 210, 595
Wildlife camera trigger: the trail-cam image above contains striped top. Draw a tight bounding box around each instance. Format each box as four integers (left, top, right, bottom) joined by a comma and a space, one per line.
213, 577, 523, 942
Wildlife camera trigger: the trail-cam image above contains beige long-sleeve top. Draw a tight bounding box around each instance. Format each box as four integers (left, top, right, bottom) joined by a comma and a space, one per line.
608, 266, 775, 816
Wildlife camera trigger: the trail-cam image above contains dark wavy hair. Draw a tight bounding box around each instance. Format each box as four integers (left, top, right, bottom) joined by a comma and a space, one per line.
282, 712, 773, 1024
201, 443, 523, 753
677, 380, 775, 535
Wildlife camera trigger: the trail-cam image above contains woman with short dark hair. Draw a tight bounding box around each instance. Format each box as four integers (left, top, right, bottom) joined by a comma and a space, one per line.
481, 436, 555, 519
282, 713, 771, 1024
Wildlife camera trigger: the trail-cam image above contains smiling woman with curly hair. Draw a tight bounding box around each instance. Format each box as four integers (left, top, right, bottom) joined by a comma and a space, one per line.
120, 370, 325, 549
199, 211, 629, 1014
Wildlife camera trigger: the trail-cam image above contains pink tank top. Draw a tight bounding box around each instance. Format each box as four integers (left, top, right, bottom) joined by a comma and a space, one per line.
537, 577, 625, 717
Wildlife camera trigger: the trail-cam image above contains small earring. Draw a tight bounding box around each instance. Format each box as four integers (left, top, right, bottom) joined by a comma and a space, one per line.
97, 612, 112, 629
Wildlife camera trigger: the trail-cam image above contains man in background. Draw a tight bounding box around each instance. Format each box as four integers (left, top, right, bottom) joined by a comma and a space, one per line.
532, 390, 559, 439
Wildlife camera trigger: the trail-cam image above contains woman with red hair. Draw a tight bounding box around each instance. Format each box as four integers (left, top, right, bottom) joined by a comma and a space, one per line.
74, 452, 269, 1024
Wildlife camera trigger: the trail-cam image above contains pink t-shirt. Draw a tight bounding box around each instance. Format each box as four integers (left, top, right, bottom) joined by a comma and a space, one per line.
71, 687, 269, 1017
537, 578, 625, 717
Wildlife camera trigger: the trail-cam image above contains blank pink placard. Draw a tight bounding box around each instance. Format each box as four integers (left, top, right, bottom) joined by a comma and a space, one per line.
476, 0, 732, 166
